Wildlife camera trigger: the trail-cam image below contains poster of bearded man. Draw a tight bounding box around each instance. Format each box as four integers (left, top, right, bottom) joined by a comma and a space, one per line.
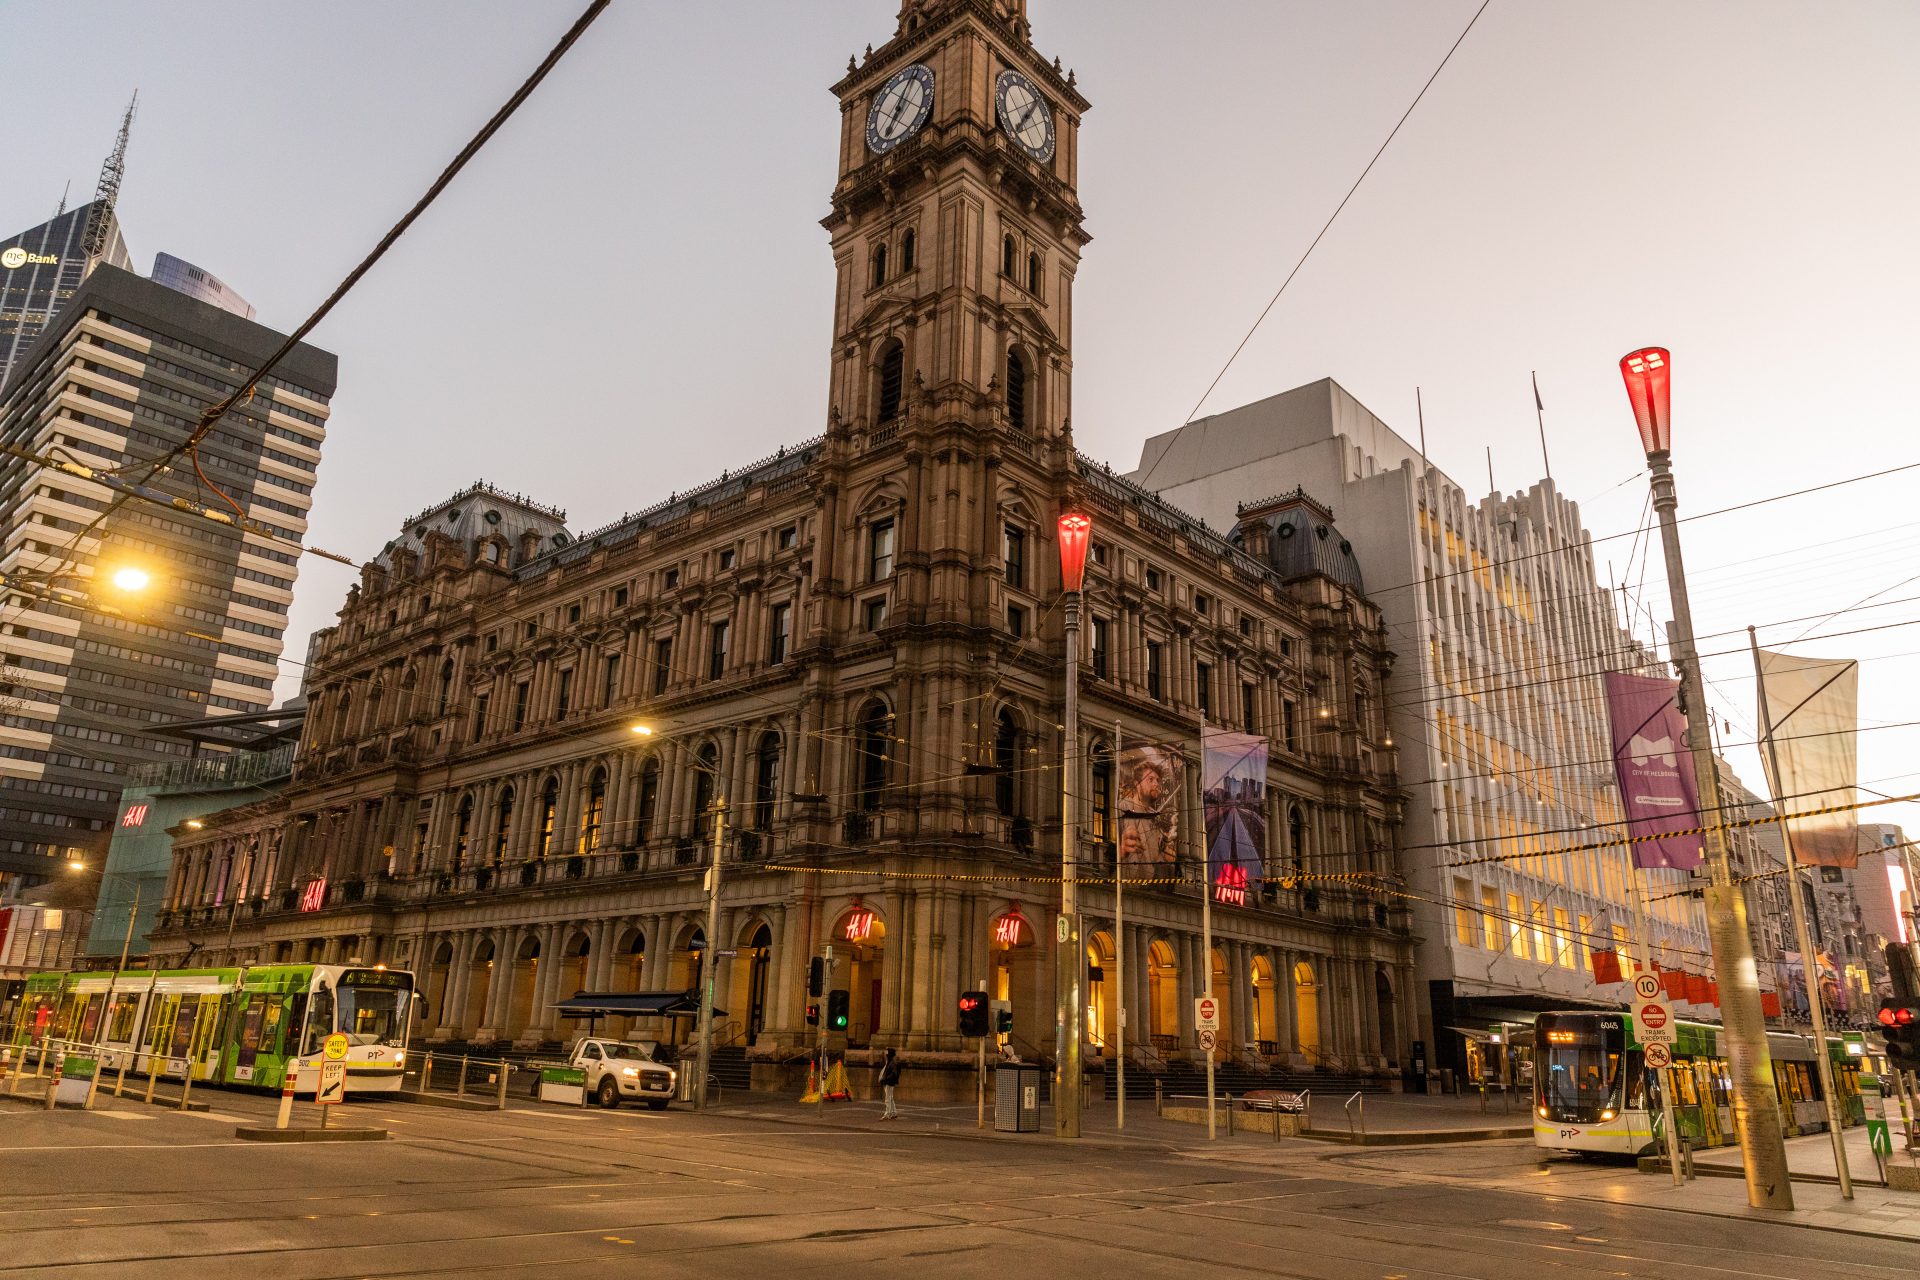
1117, 743, 1183, 874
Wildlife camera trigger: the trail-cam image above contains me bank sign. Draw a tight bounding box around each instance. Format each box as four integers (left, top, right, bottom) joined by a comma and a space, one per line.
1, 246, 59, 269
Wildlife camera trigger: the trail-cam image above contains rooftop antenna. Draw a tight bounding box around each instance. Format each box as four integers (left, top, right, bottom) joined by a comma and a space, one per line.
1415, 386, 1429, 475
54, 180, 70, 219
81, 89, 138, 262
1532, 370, 1553, 484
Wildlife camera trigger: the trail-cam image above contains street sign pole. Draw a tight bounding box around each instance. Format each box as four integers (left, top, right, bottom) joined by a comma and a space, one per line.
1633, 975, 1683, 1187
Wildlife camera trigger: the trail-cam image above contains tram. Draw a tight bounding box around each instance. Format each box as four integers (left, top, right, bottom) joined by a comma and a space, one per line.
1532, 1010, 1865, 1157
5, 963, 418, 1094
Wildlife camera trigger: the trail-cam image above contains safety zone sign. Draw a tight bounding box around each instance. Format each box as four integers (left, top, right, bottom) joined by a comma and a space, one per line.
1194, 996, 1220, 1033
1632, 973, 1676, 1045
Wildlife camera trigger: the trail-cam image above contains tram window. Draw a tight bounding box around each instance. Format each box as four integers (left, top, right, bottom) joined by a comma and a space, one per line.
261, 997, 287, 1054
285, 994, 309, 1055
238, 996, 268, 1052
303, 987, 335, 1055
1539, 1044, 1619, 1110
337, 982, 408, 1046
107, 996, 138, 1044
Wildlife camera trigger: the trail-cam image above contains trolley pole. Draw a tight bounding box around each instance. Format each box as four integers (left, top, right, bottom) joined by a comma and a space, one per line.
693, 796, 726, 1111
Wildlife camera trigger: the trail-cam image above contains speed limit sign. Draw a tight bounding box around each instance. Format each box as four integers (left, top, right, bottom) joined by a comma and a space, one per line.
1633, 973, 1663, 1002
1644, 1042, 1673, 1070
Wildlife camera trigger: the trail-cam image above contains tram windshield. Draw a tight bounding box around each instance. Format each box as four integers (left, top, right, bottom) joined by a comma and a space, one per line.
334, 970, 414, 1046
1535, 1014, 1624, 1121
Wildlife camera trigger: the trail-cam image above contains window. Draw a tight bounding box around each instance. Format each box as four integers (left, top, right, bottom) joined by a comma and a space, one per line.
752, 735, 780, 831
555, 668, 573, 719
536, 779, 559, 858
1554, 907, 1575, 968
636, 758, 662, 841
602, 653, 620, 705
1454, 878, 1478, 947
1481, 886, 1500, 951
1239, 615, 1252, 637
1577, 913, 1593, 973
1282, 700, 1298, 752
1145, 567, 1161, 591
1507, 892, 1528, 960
653, 638, 672, 695
1146, 641, 1163, 700
1530, 900, 1550, 964
900, 227, 916, 272
567, 604, 581, 624
492, 787, 516, 865
863, 597, 888, 632
1006, 350, 1028, 428
993, 711, 1019, 817
1003, 524, 1026, 588
512, 682, 530, 732
436, 659, 455, 716
878, 342, 905, 421
525, 621, 538, 640
692, 743, 718, 823
1006, 604, 1026, 638
486, 633, 499, 653
452, 796, 474, 869
718, 548, 735, 571
1090, 542, 1107, 566
868, 519, 895, 581
1195, 662, 1211, 718
1280, 636, 1294, 658
857, 702, 890, 812
777, 525, 798, 551
1289, 807, 1307, 874
1001, 234, 1017, 277
614, 586, 629, 608
1027, 252, 1041, 292
664, 568, 679, 589
1241, 684, 1257, 733
769, 602, 791, 664
472, 693, 489, 739
1091, 743, 1113, 847
871, 243, 888, 288
709, 620, 730, 680
579, 769, 606, 853
1090, 616, 1109, 679
1194, 592, 1210, 615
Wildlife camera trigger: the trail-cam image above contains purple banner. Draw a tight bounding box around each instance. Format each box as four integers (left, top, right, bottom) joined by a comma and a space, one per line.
1603, 672, 1705, 871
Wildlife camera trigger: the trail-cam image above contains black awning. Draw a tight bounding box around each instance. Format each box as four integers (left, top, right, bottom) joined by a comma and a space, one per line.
550, 991, 724, 1019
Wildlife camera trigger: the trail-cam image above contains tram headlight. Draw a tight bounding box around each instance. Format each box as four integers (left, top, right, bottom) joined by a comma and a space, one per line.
1600, 1108, 1615, 1121
395, 1051, 405, 1066
1537, 1106, 1549, 1119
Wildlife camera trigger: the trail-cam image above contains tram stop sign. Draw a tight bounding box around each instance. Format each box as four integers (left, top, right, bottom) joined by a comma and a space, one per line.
323, 1032, 350, 1061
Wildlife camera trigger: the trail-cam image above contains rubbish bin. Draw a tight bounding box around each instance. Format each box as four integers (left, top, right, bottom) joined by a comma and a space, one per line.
994, 1063, 1042, 1133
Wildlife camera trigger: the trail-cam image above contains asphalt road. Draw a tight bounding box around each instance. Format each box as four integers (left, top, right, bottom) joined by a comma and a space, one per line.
1, 1088, 1914, 1279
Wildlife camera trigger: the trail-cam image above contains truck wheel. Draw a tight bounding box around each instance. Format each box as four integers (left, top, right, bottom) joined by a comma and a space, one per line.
597, 1077, 620, 1109
647, 1099, 668, 1111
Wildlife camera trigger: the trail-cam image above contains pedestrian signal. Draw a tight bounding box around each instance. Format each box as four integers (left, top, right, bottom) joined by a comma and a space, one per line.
958, 990, 989, 1038
1879, 999, 1919, 1069
808, 956, 825, 998
991, 998, 1012, 1036
805, 1002, 820, 1027
827, 988, 850, 1031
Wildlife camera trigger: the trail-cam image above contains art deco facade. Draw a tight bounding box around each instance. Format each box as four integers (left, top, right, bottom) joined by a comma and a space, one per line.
153, 0, 1415, 1085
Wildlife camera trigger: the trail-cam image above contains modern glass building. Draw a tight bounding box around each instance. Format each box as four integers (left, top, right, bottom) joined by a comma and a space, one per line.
0, 201, 132, 389
0, 265, 335, 884
151, 253, 255, 320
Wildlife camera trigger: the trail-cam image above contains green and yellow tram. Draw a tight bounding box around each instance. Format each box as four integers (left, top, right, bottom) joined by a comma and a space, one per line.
6, 963, 417, 1094
1532, 1009, 1864, 1157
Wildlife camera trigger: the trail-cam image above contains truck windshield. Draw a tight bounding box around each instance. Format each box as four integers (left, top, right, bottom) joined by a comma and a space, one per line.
616, 1042, 658, 1061
337, 983, 409, 1046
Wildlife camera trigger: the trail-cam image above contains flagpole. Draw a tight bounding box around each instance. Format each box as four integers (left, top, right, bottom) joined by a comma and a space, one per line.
1749, 626, 1854, 1198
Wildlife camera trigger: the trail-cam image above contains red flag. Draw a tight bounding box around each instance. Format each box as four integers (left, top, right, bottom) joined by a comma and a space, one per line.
1591, 948, 1623, 985
1761, 991, 1782, 1018
1707, 981, 1720, 1007
1686, 972, 1711, 1004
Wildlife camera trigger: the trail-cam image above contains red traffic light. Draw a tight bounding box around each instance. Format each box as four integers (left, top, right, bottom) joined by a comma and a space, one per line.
1879, 1004, 1916, 1027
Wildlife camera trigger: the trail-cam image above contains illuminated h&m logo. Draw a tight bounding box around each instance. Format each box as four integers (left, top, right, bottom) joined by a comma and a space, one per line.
120, 803, 150, 828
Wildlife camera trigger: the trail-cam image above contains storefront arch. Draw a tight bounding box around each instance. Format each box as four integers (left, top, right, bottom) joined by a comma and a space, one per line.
990, 906, 1040, 1054
1293, 959, 1321, 1062
1250, 953, 1277, 1051
1086, 930, 1117, 1054
833, 903, 886, 1046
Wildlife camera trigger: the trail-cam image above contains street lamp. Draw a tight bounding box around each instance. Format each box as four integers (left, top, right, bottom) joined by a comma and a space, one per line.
1620, 346, 1794, 1210
1056, 511, 1091, 1139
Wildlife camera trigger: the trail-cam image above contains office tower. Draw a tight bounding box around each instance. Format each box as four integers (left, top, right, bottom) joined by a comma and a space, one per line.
151, 253, 255, 320
0, 202, 133, 388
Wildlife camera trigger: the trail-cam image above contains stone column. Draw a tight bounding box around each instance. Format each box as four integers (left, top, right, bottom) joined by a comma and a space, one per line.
1229, 940, 1253, 1055
879, 890, 908, 1042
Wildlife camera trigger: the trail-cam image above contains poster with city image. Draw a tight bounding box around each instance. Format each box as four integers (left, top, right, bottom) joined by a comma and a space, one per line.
1116, 742, 1182, 875
1777, 950, 1848, 1018
1203, 728, 1267, 907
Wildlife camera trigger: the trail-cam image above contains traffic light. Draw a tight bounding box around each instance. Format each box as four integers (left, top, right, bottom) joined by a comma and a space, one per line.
805, 1002, 820, 1027
1879, 998, 1919, 1069
808, 957, 825, 998
991, 998, 1012, 1036
958, 990, 989, 1038
827, 988, 850, 1032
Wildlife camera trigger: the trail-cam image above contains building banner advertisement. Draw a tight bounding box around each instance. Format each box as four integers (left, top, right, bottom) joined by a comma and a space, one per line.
1756, 650, 1860, 868
1202, 728, 1266, 907
1117, 742, 1183, 875
1602, 672, 1705, 870
1778, 951, 1848, 1018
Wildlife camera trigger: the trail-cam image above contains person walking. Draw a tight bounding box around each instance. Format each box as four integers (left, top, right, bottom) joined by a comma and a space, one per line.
878, 1048, 901, 1120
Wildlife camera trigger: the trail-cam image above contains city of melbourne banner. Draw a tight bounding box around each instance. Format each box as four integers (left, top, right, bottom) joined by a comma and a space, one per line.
1117, 741, 1183, 876
1202, 728, 1267, 907
1602, 672, 1705, 870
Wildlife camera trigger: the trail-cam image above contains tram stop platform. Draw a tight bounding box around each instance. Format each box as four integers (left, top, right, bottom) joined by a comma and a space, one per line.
234, 1123, 390, 1143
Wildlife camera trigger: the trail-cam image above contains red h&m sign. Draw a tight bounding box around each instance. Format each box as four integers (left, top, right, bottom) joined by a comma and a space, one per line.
120, 803, 150, 829
843, 908, 875, 942
298, 879, 327, 912
993, 911, 1027, 946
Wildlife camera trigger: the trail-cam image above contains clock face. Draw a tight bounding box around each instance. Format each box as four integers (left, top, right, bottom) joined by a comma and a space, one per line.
995, 70, 1055, 162
866, 65, 935, 154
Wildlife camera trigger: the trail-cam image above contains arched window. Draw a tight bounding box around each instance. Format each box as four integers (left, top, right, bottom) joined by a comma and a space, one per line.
636, 758, 662, 842
1001, 234, 1017, 277
900, 228, 916, 273
535, 778, 559, 858
334, 691, 353, 743
436, 659, 455, 717
1354, 684, 1371, 737
877, 340, 905, 422
1289, 806, 1306, 875
1091, 738, 1114, 850
492, 786, 515, 865
994, 710, 1019, 817
452, 795, 474, 869
752, 734, 780, 832
578, 768, 606, 853
692, 742, 719, 827
1006, 350, 1028, 428
871, 243, 888, 288
365, 682, 385, 734
857, 701, 890, 812
1027, 251, 1041, 292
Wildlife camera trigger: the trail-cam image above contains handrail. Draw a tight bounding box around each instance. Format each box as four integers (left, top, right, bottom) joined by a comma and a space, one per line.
1344, 1089, 1365, 1138
1299, 1087, 1311, 1129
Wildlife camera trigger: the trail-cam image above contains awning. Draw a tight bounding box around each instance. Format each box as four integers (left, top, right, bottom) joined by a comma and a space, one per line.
1446, 1025, 1494, 1042
550, 991, 724, 1019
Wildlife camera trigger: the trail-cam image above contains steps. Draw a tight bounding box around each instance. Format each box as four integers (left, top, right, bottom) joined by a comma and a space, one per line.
1104, 1061, 1389, 1101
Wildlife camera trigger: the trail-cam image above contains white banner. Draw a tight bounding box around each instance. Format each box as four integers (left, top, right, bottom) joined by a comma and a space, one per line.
1757, 650, 1859, 868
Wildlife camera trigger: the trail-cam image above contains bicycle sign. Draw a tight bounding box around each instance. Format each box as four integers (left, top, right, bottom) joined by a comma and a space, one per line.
1643, 1042, 1673, 1070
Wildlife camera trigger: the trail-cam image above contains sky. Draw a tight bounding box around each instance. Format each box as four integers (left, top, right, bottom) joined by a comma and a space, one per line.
5, 0, 1918, 843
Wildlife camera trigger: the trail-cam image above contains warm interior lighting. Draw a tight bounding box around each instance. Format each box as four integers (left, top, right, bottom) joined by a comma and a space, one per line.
1619, 347, 1672, 455
1057, 512, 1092, 593
109, 566, 152, 592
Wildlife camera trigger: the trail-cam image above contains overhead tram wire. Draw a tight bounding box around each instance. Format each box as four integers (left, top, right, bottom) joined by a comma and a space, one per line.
1136, 0, 1492, 490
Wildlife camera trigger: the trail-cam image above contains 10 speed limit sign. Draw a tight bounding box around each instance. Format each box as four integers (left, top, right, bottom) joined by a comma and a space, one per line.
1631, 972, 1677, 1045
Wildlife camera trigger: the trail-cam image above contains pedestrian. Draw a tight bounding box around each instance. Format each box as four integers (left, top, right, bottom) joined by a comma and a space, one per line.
879, 1048, 901, 1120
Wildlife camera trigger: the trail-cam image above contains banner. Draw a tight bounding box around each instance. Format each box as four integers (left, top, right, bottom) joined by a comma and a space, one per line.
1202, 728, 1266, 907
1602, 672, 1705, 870
1756, 650, 1859, 868
1117, 741, 1183, 875
1778, 951, 1849, 1018
1590, 947, 1623, 985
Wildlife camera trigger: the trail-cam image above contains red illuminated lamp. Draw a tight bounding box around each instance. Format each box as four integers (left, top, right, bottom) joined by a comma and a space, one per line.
1880, 1005, 1916, 1027
1057, 512, 1092, 592
1619, 347, 1673, 455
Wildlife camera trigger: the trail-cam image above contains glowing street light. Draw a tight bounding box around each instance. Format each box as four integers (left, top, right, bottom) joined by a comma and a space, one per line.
109, 566, 151, 593
629, 723, 655, 737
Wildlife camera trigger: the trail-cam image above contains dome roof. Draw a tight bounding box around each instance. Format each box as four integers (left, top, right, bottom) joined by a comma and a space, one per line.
1229, 488, 1364, 591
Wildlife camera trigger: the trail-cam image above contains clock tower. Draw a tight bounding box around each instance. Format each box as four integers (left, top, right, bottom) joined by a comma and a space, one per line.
824, 0, 1089, 441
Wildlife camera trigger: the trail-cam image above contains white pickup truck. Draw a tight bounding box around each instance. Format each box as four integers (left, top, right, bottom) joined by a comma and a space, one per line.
573, 1037, 677, 1109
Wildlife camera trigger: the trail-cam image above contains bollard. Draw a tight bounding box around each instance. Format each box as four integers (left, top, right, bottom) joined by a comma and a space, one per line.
143, 1054, 159, 1105
1226, 1093, 1234, 1137
496, 1064, 509, 1110
178, 1065, 195, 1112
84, 1061, 101, 1111
44, 1055, 63, 1110
114, 1058, 129, 1098
276, 1062, 299, 1130
456, 1055, 469, 1098
422, 1052, 433, 1092
1155, 1078, 1163, 1118
35, 1042, 48, 1077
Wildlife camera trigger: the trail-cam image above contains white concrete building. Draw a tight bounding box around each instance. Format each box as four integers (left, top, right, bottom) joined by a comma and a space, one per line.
1131, 379, 1715, 1080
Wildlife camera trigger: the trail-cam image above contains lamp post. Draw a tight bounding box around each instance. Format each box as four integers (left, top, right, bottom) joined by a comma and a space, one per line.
1620, 347, 1793, 1210
1055, 511, 1091, 1139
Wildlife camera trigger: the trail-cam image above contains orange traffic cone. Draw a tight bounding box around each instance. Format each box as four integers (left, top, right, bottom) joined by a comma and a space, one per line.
799, 1061, 821, 1105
